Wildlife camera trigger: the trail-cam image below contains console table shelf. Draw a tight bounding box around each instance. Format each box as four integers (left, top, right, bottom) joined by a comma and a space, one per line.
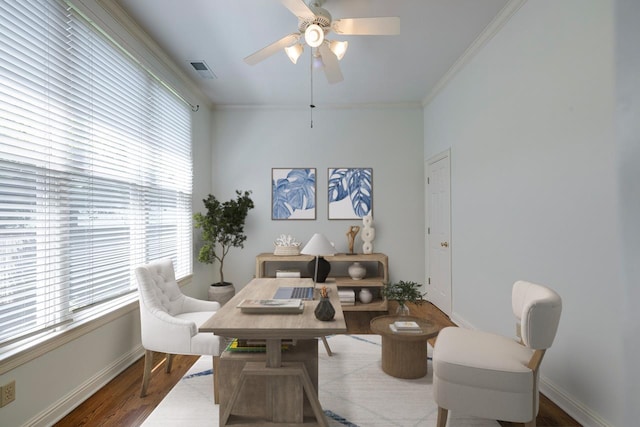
255, 253, 389, 312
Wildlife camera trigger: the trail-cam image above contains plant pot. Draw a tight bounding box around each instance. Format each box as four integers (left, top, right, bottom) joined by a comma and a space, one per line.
395, 303, 410, 316
207, 282, 235, 306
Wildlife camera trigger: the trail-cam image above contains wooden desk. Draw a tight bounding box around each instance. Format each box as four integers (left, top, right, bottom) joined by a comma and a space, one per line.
200, 278, 346, 426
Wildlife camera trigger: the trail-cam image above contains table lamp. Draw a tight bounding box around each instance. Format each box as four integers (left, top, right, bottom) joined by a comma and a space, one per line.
301, 233, 336, 285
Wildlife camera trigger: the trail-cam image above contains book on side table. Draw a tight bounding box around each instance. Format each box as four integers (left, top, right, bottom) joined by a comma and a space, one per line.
389, 320, 423, 334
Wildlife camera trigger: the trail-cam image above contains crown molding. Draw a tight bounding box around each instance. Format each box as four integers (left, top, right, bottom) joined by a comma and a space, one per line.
422, 0, 528, 107
86, 0, 211, 109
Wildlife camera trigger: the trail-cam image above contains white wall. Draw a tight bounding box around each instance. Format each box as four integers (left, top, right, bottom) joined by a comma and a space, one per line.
424, 1, 623, 426
208, 106, 425, 290
616, 0, 640, 425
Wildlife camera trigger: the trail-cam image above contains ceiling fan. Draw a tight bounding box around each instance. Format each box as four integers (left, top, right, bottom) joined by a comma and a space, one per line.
244, 0, 400, 84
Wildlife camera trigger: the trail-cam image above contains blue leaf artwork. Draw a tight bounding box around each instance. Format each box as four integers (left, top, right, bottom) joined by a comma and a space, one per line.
328, 168, 373, 219
272, 168, 316, 220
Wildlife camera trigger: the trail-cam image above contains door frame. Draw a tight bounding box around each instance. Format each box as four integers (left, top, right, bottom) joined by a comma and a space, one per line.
425, 149, 452, 315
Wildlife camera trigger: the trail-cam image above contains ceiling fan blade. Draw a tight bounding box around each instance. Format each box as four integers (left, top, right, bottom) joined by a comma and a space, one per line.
281, 0, 316, 20
332, 17, 400, 35
244, 33, 300, 65
318, 44, 343, 84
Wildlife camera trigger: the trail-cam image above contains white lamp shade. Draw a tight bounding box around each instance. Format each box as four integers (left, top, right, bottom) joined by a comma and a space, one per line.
301, 233, 336, 256
329, 40, 348, 60
285, 43, 304, 64
304, 24, 324, 48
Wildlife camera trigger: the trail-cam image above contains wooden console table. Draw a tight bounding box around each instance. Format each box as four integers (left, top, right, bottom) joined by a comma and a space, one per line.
200, 278, 347, 426
255, 252, 389, 311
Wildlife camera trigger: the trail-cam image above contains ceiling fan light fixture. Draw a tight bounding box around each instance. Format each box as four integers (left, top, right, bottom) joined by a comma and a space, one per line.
305, 24, 324, 47
329, 40, 348, 60
285, 43, 304, 64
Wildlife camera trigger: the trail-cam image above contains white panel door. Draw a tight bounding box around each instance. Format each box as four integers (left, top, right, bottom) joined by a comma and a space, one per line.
426, 151, 451, 315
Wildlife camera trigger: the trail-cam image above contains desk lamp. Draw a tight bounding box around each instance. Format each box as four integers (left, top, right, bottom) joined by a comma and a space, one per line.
301, 233, 336, 286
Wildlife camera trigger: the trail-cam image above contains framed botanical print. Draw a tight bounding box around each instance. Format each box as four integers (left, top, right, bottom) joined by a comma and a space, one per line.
328, 167, 373, 219
272, 168, 316, 220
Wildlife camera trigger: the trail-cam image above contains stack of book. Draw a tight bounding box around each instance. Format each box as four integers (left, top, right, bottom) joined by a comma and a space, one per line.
226, 338, 293, 353
389, 320, 423, 334
236, 298, 304, 314
338, 289, 355, 306
275, 269, 301, 278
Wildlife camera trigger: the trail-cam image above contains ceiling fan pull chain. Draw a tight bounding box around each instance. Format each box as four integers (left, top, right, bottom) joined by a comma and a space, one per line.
310, 48, 315, 128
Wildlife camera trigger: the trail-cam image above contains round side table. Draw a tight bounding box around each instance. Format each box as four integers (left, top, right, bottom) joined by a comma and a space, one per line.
369, 315, 440, 379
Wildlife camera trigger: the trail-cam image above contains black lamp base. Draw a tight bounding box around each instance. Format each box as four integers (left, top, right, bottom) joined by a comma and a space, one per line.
307, 257, 331, 283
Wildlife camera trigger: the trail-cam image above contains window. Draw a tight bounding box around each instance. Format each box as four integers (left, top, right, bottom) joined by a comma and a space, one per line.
0, 0, 193, 348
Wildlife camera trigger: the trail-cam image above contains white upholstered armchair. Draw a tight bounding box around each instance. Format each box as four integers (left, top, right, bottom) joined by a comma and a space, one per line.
135, 259, 222, 402
433, 280, 562, 427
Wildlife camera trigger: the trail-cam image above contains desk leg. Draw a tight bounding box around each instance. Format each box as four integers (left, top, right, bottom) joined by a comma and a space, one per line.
266, 338, 282, 367
298, 363, 329, 427
220, 370, 249, 426
265, 338, 300, 422
220, 339, 328, 427
321, 336, 332, 356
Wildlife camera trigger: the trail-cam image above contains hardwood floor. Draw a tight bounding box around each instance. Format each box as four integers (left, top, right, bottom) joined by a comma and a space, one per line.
55, 301, 580, 427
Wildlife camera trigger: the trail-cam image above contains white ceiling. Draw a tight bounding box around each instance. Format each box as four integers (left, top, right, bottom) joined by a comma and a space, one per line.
116, 0, 509, 108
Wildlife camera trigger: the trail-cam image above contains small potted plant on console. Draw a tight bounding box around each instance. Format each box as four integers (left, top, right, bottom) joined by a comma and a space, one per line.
381, 280, 425, 316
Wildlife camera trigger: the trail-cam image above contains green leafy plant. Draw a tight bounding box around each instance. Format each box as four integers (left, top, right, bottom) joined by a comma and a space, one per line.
193, 190, 254, 285
380, 280, 426, 307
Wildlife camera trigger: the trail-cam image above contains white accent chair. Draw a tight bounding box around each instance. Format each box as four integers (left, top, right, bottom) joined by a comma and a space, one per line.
135, 259, 222, 402
433, 280, 562, 427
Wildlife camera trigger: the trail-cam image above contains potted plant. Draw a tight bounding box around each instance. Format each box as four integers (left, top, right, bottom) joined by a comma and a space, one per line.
193, 190, 254, 304
381, 280, 426, 316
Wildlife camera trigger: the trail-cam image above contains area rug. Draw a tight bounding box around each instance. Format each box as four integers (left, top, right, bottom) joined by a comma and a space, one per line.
142, 334, 499, 427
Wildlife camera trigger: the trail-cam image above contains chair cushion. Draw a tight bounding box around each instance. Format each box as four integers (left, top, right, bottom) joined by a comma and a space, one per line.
175, 311, 220, 355
136, 259, 185, 316
512, 280, 562, 349
433, 327, 535, 393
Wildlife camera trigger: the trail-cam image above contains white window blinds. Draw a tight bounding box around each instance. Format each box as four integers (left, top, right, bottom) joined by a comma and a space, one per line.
0, 0, 193, 346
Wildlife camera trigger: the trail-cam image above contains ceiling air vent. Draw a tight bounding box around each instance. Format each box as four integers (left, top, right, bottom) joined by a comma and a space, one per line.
188, 60, 216, 79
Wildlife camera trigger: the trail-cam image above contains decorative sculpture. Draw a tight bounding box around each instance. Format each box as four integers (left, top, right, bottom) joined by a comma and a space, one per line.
361, 213, 375, 254
273, 234, 302, 255
346, 225, 360, 254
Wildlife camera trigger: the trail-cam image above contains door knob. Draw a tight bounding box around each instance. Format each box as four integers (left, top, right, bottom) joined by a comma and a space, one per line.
440, 242, 449, 247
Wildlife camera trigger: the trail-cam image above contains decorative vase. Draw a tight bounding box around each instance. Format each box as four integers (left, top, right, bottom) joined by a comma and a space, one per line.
207, 282, 235, 306
358, 288, 373, 304
307, 257, 331, 283
348, 262, 366, 280
314, 297, 335, 321
395, 303, 410, 316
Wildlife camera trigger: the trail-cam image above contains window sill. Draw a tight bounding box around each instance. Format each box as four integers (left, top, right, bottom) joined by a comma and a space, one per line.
0, 275, 193, 375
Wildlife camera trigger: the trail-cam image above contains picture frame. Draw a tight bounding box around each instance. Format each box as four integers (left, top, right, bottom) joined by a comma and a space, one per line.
328, 167, 373, 219
272, 168, 316, 220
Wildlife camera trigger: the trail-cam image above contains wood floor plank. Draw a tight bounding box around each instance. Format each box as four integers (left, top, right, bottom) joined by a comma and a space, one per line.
54, 352, 198, 427
56, 302, 579, 427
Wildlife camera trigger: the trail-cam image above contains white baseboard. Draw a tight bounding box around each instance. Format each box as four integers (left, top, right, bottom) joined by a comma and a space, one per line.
539, 379, 612, 427
449, 312, 611, 427
25, 345, 145, 427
